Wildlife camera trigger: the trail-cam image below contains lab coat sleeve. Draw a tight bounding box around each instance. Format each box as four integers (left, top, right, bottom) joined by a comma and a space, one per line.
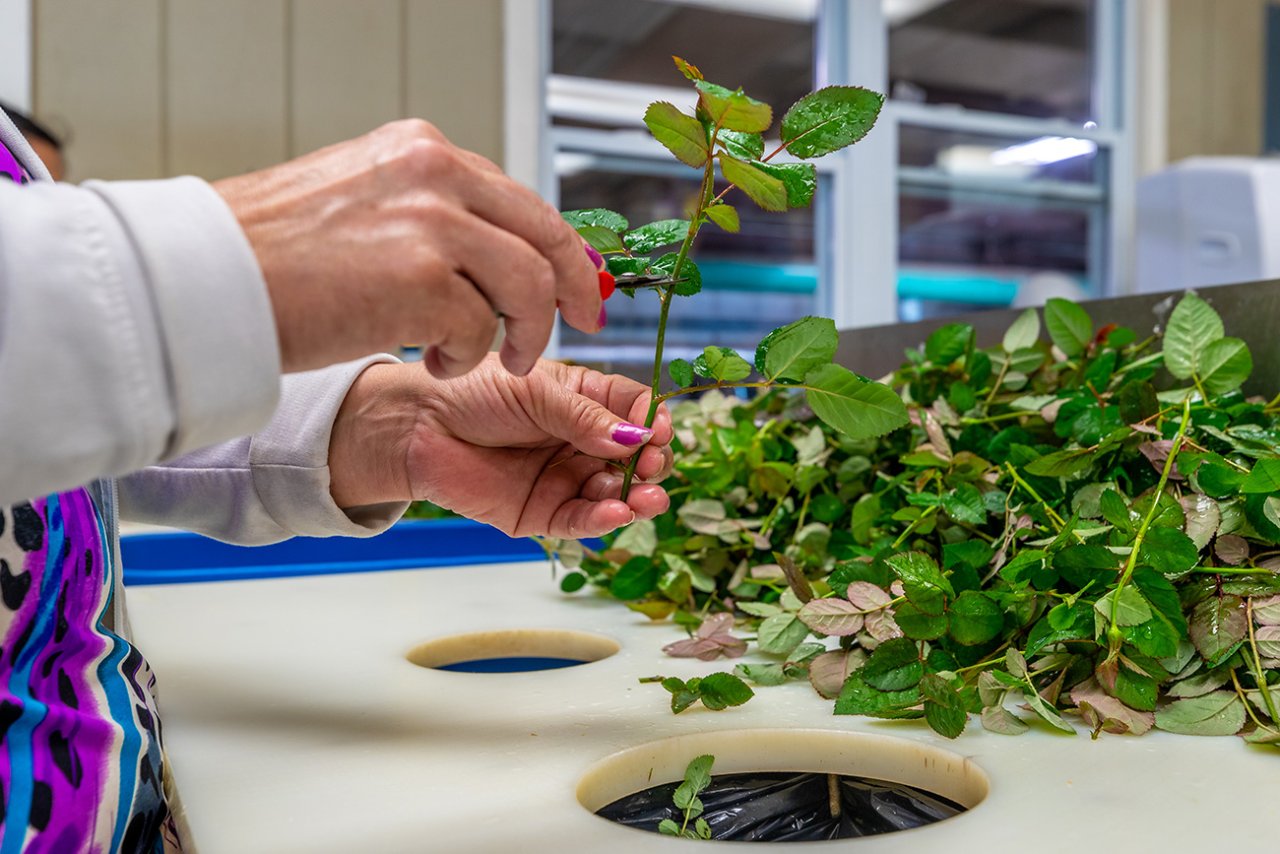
118, 356, 409, 545
0, 176, 282, 505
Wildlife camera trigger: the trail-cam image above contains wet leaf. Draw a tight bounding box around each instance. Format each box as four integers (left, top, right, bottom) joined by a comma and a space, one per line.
624, 219, 690, 254
719, 154, 787, 211
1214, 534, 1249, 565
780, 85, 883, 159
562, 208, 629, 233
695, 672, 755, 711
862, 637, 924, 691
921, 673, 969, 738
949, 591, 1004, 645
693, 346, 752, 382
1155, 691, 1245, 736
718, 129, 763, 160
833, 671, 921, 717
696, 80, 772, 132
644, 101, 709, 168
755, 316, 837, 382
668, 359, 694, 388
1189, 594, 1248, 666
754, 161, 817, 208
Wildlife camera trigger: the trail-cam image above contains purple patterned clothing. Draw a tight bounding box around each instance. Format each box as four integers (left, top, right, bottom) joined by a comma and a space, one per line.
1, 132, 179, 852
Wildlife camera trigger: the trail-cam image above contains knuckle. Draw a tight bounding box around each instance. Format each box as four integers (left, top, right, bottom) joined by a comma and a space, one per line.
403, 137, 458, 180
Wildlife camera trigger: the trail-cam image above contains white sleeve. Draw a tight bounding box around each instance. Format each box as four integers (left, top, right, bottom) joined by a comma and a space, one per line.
0, 176, 281, 505
118, 356, 409, 545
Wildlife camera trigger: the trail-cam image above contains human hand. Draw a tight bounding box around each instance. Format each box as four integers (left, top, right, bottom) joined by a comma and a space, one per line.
213, 120, 602, 377
328, 355, 673, 538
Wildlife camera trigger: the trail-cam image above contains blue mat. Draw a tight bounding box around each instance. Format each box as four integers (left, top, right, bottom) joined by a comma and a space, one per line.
121, 519, 601, 586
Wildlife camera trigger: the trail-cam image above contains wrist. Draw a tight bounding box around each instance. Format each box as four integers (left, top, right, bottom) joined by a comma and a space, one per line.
328, 362, 418, 508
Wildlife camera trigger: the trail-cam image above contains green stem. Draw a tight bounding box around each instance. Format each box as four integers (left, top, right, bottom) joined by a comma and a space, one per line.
960, 410, 1034, 426
1107, 397, 1192, 652
1002, 462, 1066, 530
983, 359, 1010, 407
1247, 597, 1280, 725
891, 506, 937, 550
1111, 350, 1163, 377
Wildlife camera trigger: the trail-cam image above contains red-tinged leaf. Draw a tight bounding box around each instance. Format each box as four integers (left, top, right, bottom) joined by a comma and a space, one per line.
1070, 677, 1155, 735
797, 598, 864, 636
809, 650, 861, 699
1190, 594, 1248, 666
1140, 441, 1183, 480
1254, 594, 1280, 626
864, 608, 903, 642
846, 581, 892, 612
663, 613, 747, 660
1215, 534, 1249, 566
672, 55, 703, 80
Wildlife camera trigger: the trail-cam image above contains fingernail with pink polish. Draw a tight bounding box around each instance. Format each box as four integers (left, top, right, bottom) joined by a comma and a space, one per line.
598, 305, 608, 330
583, 243, 605, 270
612, 422, 653, 446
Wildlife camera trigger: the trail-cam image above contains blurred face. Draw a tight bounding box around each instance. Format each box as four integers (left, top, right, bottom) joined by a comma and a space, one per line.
26, 135, 65, 181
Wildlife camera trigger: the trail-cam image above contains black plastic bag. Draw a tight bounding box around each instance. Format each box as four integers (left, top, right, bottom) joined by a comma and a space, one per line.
597, 772, 963, 841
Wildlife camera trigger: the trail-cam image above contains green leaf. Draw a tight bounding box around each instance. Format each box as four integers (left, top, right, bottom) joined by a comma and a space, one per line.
1197, 462, 1246, 498
695, 672, 755, 710
754, 161, 817, 208
719, 154, 787, 212
704, 203, 740, 233
949, 591, 1004, 645
780, 85, 884, 159
562, 208, 629, 233
921, 674, 969, 738
610, 556, 658, 600
1024, 448, 1094, 478
1155, 691, 1246, 736
834, 671, 921, 717
649, 253, 703, 296
862, 637, 924, 691
755, 316, 838, 382
757, 613, 811, 655
625, 219, 690, 254
575, 224, 625, 254
1163, 293, 1224, 379
644, 101, 709, 168
695, 80, 773, 132
674, 754, 714, 807
981, 705, 1030, 735
1023, 689, 1076, 734
1044, 298, 1093, 357
1189, 594, 1247, 666
894, 601, 949, 640
940, 483, 985, 525
669, 359, 694, 388
885, 551, 956, 598
1198, 337, 1252, 394
1138, 527, 1200, 575
658, 819, 681, 835
1003, 308, 1041, 353
1242, 458, 1280, 494
718, 129, 764, 161
606, 255, 650, 277
803, 364, 909, 440
925, 323, 973, 365
560, 572, 587, 593
693, 346, 752, 382
734, 662, 789, 686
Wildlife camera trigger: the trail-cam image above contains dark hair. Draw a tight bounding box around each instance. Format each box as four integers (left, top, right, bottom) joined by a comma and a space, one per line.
0, 102, 64, 152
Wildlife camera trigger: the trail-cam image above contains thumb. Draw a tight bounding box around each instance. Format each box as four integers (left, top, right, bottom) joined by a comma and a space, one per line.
532, 385, 655, 460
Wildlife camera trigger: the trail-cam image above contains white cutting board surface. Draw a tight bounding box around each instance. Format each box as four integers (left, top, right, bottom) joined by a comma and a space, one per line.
126, 560, 1278, 854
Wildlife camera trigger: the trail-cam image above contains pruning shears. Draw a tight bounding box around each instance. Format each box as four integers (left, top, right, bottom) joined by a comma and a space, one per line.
611, 273, 688, 292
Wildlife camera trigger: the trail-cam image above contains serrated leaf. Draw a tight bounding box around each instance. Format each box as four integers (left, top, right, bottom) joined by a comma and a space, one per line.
925, 323, 973, 365
734, 662, 789, 686
693, 346, 752, 382
757, 613, 811, 655
797, 598, 865, 636
941, 483, 986, 525
982, 705, 1030, 735
648, 252, 703, 296
921, 673, 968, 738
808, 650, 861, 699
1155, 691, 1246, 736
1163, 292, 1224, 379
718, 129, 764, 160
1198, 336, 1252, 394
668, 358, 694, 388
705, 203, 740, 232
1023, 689, 1076, 733
1025, 448, 1094, 478
719, 154, 787, 211
644, 101, 709, 168
1189, 594, 1248, 666
755, 316, 838, 382
610, 556, 658, 600
780, 85, 883, 159
658, 818, 681, 835
672, 55, 703, 80
575, 224, 625, 254
606, 255, 650, 276
862, 637, 924, 691
834, 671, 921, 717
949, 591, 1004, 645
625, 219, 690, 254
1094, 587, 1154, 627
696, 80, 772, 132
754, 161, 817, 208
1044, 298, 1093, 357
1138, 526, 1200, 575
695, 672, 754, 710
1003, 308, 1041, 353
1070, 677, 1155, 735
562, 208, 629, 233
1242, 458, 1280, 494
885, 551, 955, 598
803, 364, 909, 440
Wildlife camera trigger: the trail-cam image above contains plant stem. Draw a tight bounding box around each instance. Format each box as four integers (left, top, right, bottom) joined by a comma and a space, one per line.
1107, 397, 1192, 651
1246, 597, 1280, 725
983, 359, 1010, 407
891, 507, 937, 550
1002, 462, 1066, 530
960, 410, 1033, 426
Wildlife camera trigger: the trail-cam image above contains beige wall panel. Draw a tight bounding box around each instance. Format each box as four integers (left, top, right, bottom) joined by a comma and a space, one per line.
289, 0, 403, 155
166, 0, 288, 180
1204, 0, 1264, 156
405, 0, 504, 165
34, 0, 164, 180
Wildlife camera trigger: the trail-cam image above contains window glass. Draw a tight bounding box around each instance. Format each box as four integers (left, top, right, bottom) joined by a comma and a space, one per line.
887, 0, 1095, 122
899, 124, 1102, 185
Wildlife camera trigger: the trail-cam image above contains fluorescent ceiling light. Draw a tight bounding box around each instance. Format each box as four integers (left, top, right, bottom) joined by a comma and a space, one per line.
657, 0, 817, 21
990, 136, 1097, 166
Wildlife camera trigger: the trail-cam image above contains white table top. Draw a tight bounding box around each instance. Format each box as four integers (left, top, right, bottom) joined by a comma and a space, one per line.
126, 560, 1278, 854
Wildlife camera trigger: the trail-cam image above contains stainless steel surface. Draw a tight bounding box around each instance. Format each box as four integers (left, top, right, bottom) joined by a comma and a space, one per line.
836, 280, 1280, 393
